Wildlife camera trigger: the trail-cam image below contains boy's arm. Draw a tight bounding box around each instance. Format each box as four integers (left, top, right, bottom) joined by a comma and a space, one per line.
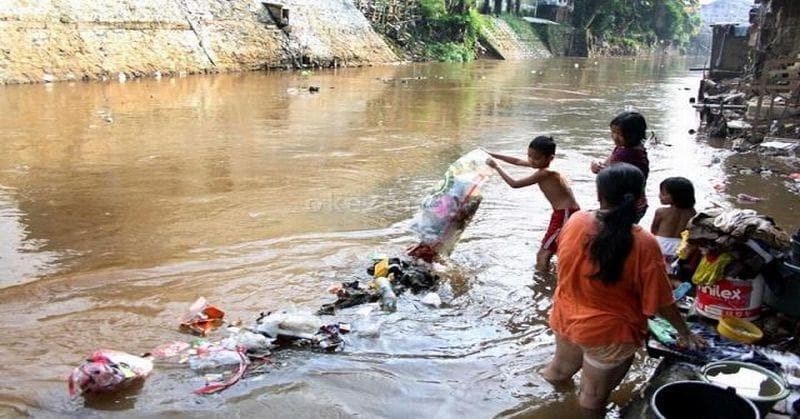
650, 209, 662, 235
488, 152, 532, 167
492, 165, 547, 189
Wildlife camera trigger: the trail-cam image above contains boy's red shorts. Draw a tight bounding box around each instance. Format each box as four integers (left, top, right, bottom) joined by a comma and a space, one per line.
541, 207, 580, 252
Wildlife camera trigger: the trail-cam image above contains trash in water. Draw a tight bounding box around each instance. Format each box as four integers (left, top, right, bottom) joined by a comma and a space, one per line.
421, 292, 442, 308
68, 350, 154, 398
150, 341, 190, 359
253, 309, 322, 341
180, 297, 225, 336
372, 276, 397, 312
737, 193, 764, 203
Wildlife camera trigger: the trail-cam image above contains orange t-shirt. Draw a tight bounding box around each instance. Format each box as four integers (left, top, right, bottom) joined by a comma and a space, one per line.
549, 211, 674, 346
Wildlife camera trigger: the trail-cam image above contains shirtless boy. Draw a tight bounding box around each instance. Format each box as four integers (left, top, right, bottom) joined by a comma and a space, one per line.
487, 136, 580, 272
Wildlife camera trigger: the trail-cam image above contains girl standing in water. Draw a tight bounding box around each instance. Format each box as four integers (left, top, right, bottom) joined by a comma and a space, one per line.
542, 163, 704, 418
591, 111, 650, 219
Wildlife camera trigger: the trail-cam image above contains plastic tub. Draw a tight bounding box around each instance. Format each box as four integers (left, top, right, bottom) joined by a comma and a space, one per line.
700, 361, 790, 417
651, 380, 759, 419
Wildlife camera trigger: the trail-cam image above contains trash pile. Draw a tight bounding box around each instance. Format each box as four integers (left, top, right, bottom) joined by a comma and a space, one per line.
68, 150, 491, 402
319, 256, 440, 315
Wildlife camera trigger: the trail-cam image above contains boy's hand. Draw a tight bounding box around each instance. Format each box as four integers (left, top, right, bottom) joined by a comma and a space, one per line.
486, 158, 498, 169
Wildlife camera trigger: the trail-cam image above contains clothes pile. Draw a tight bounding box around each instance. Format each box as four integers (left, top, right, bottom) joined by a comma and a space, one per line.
675, 208, 791, 286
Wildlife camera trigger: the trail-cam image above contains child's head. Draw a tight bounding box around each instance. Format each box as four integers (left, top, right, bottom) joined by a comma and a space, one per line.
659, 177, 695, 209
610, 111, 647, 148
527, 136, 556, 168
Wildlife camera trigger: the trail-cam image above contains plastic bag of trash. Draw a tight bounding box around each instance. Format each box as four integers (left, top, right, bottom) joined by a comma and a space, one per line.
252, 309, 322, 341
220, 328, 273, 354
409, 149, 492, 261
68, 350, 154, 398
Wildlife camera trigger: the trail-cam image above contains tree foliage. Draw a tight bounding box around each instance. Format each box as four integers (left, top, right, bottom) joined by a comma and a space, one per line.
572, 0, 702, 51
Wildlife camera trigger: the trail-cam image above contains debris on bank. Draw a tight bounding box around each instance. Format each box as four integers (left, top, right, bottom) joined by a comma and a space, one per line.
692, 1, 800, 196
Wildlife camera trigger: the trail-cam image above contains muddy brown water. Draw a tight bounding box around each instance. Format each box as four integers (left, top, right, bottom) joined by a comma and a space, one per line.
0, 57, 796, 418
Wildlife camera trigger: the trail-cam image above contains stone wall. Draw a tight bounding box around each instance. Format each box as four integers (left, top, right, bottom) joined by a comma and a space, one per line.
0, 0, 397, 84
480, 17, 551, 60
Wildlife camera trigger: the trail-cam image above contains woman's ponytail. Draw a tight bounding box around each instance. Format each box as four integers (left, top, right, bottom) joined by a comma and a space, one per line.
590, 164, 645, 285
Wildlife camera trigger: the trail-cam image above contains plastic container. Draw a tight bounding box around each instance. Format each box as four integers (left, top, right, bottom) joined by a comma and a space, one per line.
695, 275, 764, 320
700, 361, 790, 417
651, 380, 759, 419
717, 316, 763, 344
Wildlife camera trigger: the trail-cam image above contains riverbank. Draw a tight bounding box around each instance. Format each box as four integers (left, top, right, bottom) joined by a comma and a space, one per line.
0, 0, 397, 85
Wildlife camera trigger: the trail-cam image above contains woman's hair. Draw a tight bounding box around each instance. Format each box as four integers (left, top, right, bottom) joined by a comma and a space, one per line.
610, 111, 647, 147
590, 163, 645, 285
660, 177, 695, 209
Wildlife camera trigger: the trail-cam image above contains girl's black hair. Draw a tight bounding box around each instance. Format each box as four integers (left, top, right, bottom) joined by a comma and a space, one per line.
610, 111, 647, 147
590, 163, 645, 285
660, 177, 695, 209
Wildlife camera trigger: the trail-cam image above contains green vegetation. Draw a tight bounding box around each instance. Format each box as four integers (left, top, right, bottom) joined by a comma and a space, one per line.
571, 0, 703, 53
419, 5, 487, 62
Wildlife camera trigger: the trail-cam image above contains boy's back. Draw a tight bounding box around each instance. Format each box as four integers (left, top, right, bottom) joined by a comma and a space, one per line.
653, 207, 695, 238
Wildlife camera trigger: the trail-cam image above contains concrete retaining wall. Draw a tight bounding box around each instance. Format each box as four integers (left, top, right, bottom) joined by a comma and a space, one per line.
0, 0, 397, 84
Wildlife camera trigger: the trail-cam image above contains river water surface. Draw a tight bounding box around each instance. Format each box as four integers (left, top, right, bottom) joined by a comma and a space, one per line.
0, 57, 789, 418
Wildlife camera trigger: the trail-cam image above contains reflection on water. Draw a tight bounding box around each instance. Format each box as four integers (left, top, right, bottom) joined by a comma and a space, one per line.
0, 57, 740, 417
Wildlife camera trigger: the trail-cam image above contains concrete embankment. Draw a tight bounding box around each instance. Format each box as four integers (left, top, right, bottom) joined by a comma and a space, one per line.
479, 16, 551, 60
0, 0, 397, 84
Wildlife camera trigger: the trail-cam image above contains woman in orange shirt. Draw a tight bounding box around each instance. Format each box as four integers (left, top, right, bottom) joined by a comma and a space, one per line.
541, 163, 704, 417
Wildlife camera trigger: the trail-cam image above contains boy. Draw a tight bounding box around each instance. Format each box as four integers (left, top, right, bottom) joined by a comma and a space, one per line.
486, 136, 580, 272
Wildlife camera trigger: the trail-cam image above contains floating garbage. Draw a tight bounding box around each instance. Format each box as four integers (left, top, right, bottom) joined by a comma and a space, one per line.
737, 193, 764, 203
253, 309, 322, 341
180, 297, 225, 336
372, 276, 397, 312
68, 350, 153, 398
421, 292, 442, 308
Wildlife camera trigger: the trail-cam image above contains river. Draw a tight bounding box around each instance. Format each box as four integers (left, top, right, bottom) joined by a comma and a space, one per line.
0, 57, 791, 417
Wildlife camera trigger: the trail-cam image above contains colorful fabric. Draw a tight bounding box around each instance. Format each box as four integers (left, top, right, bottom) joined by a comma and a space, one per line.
541, 207, 580, 252
551, 211, 675, 346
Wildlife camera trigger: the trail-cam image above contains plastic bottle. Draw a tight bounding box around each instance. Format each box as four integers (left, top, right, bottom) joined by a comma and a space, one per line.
374, 277, 397, 312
